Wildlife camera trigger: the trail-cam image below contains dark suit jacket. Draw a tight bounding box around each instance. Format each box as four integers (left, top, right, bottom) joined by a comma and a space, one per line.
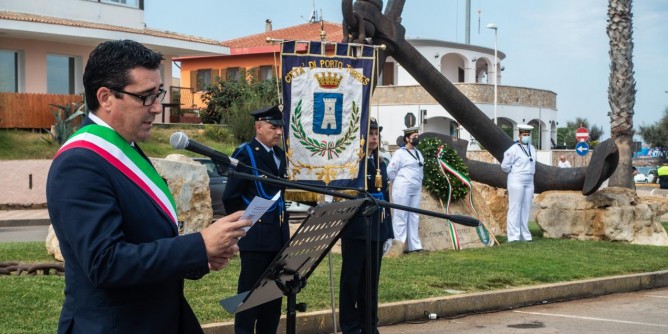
46, 117, 209, 333
223, 137, 289, 252
341, 155, 394, 242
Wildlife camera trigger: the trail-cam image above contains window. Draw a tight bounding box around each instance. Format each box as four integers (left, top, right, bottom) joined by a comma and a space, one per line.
196, 69, 212, 91
47, 55, 76, 94
381, 62, 395, 86
99, 0, 141, 9
0, 50, 20, 93
449, 122, 459, 137
499, 121, 513, 139
259, 66, 274, 81
226, 67, 240, 81
191, 69, 221, 91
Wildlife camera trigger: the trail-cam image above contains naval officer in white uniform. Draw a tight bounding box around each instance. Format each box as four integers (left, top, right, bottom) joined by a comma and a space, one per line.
387, 127, 424, 253
501, 124, 536, 242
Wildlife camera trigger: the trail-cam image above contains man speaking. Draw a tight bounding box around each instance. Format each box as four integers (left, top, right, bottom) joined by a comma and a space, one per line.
46, 40, 249, 333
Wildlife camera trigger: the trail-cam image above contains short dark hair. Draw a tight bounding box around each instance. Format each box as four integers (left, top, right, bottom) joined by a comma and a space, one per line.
404, 133, 417, 143
83, 40, 164, 111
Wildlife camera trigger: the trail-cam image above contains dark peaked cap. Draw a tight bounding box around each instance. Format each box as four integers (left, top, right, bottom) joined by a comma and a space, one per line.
250, 105, 284, 126
370, 117, 383, 132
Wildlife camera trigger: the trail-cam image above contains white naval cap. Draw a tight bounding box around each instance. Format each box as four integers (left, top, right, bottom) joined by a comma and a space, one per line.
518, 124, 534, 132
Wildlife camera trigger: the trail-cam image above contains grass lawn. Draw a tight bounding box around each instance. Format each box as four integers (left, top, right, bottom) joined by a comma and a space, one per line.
2, 223, 668, 333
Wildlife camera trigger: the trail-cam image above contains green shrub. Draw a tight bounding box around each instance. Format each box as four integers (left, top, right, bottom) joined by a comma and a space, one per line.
226, 95, 267, 142
200, 80, 251, 124
45, 102, 86, 145
200, 79, 279, 125
200, 103, 223, 124
203, 124, 229, 142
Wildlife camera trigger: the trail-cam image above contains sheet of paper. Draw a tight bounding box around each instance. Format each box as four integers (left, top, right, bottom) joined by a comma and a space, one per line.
240, 191, 280, 233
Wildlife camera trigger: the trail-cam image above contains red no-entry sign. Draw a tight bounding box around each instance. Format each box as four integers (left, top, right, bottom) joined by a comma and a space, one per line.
576, 127, 589, 142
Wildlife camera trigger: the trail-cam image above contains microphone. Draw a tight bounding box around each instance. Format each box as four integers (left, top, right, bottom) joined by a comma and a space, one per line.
170, 132, 238, 169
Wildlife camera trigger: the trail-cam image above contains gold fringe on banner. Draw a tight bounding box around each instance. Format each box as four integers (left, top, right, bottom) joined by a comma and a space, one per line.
285, 189, 359, 203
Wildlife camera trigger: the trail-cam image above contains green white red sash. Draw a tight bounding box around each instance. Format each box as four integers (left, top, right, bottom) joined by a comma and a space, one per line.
56, 125, 178, 226
436, 145, 493, 248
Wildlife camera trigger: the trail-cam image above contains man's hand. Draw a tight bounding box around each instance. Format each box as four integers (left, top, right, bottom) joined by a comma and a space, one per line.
208, 254, 233, 271
201, 211, 250, 270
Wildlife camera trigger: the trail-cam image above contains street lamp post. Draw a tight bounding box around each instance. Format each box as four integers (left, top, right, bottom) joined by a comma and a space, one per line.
486, 23, 498, 125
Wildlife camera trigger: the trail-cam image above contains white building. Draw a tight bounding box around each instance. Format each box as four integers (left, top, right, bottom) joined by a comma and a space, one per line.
373, 38, 558, 152
0, 0, 228, 108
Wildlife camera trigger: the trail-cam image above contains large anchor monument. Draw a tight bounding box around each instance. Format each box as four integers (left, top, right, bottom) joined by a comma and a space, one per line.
341, 0, 668, 246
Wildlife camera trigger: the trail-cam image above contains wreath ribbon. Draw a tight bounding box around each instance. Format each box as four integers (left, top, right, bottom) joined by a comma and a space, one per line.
436, 145, 495, 248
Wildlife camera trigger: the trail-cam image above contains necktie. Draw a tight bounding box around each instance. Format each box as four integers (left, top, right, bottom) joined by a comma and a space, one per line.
270, 149, 280, 169
132, 143, 151, 164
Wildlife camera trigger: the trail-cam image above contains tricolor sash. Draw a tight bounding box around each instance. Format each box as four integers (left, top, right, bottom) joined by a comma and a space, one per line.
56, 125, 178, 226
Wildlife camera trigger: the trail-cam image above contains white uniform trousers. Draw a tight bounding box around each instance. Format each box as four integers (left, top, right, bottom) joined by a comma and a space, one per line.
506, 174, 534, 242
392, 190, 423, 251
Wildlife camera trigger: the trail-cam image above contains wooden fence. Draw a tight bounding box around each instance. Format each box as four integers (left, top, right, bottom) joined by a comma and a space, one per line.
0, 93, 84, 129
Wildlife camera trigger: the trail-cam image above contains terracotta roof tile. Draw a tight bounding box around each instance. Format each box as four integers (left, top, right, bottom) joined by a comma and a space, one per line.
0, 11, 221, 45
222, 21, 344, 48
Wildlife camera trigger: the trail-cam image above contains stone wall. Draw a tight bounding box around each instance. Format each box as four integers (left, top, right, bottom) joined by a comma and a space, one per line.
371, 84, 556, 109
0, 160, 51, 208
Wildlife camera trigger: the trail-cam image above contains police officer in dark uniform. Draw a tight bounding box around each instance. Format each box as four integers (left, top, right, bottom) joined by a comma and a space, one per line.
223, 105, 289, 334
339, 118, 394, 334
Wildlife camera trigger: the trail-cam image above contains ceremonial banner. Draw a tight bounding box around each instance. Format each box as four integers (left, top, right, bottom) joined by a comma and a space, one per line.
281, 41, 376, 191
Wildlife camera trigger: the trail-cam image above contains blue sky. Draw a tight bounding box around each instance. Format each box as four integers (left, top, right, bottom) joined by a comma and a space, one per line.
145, 0, 668, 140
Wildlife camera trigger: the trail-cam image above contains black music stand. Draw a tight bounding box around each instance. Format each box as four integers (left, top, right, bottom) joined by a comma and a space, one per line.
221, 198, 368, 334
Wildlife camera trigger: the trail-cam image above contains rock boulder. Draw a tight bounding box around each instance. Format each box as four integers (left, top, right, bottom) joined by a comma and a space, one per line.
535, 187, 668, 246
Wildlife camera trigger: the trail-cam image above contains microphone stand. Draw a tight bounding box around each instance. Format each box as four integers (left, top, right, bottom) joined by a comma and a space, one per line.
217, 161, 481, 228
215, 159, 479, 334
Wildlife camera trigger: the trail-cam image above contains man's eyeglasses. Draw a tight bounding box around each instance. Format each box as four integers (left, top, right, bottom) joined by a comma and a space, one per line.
111, 88, 166, 106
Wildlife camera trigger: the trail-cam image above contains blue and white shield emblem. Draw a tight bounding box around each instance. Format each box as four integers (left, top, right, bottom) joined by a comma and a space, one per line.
312, 93, 343, 135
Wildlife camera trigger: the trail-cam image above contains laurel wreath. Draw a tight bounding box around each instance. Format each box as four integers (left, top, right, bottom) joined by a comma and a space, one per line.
290, 99, 360, 160
419, 137, 470, 201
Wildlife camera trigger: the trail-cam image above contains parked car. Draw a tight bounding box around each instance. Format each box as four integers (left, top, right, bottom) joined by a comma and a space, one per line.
634, 172, 649, 183
637, 166, 658, 183
285, 201, 312, 213
193, 158, 227, 216
192, 158, 312, 216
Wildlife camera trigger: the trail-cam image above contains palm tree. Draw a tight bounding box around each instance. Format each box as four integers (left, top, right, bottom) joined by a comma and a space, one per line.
606, 0, 636, 189
556, 118, 604, 149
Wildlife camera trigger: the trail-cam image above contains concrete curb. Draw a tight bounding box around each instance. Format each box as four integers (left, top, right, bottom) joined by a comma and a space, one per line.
202, 270, 668, 334
0, 210, 50, 227
0, 218, 50, 227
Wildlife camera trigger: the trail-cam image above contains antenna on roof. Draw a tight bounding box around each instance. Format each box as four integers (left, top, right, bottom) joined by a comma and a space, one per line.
299, 0, 319, 23
309, 0, 318, 22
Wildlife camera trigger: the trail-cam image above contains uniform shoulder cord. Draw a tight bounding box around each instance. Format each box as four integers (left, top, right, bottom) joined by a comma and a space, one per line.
374, 149, 382, 191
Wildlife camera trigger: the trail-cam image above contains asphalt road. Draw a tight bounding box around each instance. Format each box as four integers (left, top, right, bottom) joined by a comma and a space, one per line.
378, 287, 668, 334
0, 225, 48, 243
0, 213, 310, 243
